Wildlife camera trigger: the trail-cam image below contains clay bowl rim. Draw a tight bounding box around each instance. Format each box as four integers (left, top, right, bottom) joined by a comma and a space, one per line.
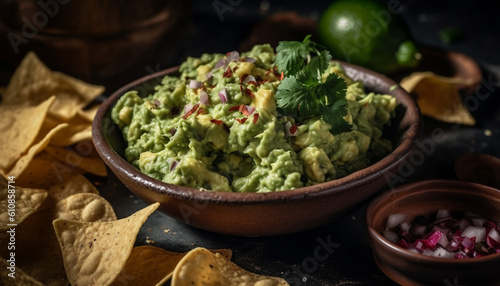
92, 61, 422, 204
366, 179, 500, 264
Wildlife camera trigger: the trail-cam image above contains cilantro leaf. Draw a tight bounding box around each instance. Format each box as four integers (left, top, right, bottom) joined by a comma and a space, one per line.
276, 59, 350, 134
275, 35, 351, 134
275, 35, 319, 76
319, 74, 352, 134
303, 50, 332, 82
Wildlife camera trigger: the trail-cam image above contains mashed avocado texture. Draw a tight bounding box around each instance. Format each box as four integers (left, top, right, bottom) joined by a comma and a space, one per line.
111, 44, 396, 192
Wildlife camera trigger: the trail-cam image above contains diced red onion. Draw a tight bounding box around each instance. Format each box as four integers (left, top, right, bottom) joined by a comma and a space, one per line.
400, 222, 411, 232
244, 57, 256, 63
386, 213, 408, 229
199, 90, 209, 105
418, 230, 442, 249
242, 75, 257, 85
472, 217, 487, 227
385, 210, 500, 259
422, 248, 434, 256
284, 122, 298, 137
215, 58, 228, 69
189, 80, 202, 89
445, 240, 461, 252
239, 105, 250, 116
487, 228, 500, 245
184, 103, 193, 115
437, 231, 449, 247
461, 236, 475, 250
412, 224, 428, 236
383, 230, 399, 244
436, 209, 451, 219
432, 247, 454, 258
455, 251, 467, 259
227, 51, 240, 62
453, 219, 470, 232
246, 105, 256, 114
398, 228, 410, 240
462, 226, 487, 242
218, 88, 228, 103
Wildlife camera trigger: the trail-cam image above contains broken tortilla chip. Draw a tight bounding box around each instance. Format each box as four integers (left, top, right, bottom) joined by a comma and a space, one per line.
3, 123, 68, 178
112, 246, 233, 286
53, 203, 160, 286
0, 176, 47, 231
171, 247, 290, 286
0, 96, 55, 171
400, 72, 476, 126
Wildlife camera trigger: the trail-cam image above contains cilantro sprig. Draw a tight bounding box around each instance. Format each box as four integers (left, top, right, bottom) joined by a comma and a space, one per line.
275, 35, 351, 134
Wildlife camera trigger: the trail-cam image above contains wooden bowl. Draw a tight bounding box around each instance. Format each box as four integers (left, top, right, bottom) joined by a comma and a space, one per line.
366, 180, 500, 285
92, 61, 422, 236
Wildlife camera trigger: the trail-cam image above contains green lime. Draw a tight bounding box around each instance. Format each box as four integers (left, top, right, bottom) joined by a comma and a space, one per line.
318, 0, 420, 74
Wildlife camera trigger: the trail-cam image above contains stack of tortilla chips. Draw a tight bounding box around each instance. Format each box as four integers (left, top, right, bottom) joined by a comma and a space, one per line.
0, 53, 289, 286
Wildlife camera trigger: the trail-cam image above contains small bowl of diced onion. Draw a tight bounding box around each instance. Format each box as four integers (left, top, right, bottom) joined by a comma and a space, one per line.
366, 180, 500, 286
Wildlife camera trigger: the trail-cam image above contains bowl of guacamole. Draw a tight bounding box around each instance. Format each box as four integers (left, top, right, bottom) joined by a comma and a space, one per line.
93, 38, 421, 236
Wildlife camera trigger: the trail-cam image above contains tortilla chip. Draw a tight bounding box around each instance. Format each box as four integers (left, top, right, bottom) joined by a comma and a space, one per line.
0, 257, 43, 286
49, 124, 93, 147
53, 203, 160, 286
112, 246, 233, 286
3, 123, 68, 178
77, 104, 101, 123
171, 247, 289, 286
400, 72, 476, 125
44, 144, 107, 177
0, 96, 55, 171
2, 52, 104, 120
0, 176, 47, 231
15, 152, 73, 189
56, 193, 116, 222
113, 246, 186, 286
40, 114, 93, 147
47, 173, 99, 202
0, 177, 112, 285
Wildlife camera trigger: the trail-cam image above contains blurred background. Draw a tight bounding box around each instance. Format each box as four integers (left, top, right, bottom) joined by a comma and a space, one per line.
1, 0, 499, 91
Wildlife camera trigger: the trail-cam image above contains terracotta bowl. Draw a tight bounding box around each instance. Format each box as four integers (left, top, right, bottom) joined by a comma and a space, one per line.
92, 62, 421, 236
366, 180, 500, 286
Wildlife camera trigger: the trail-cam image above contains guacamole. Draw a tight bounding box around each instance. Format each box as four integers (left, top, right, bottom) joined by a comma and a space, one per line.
111, 44, 396, 192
